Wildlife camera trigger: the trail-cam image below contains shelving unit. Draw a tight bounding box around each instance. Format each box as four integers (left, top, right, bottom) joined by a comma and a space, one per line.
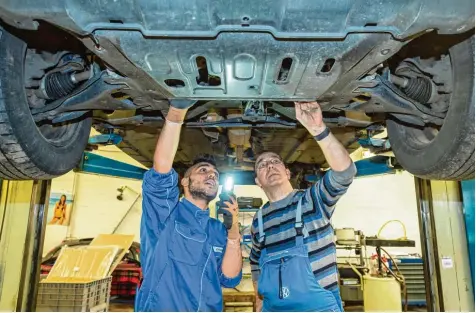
336, 230, 366, 304
391, 258, 427, 306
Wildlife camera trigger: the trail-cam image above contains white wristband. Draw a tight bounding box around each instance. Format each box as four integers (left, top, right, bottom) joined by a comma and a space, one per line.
165, 118, 184, 125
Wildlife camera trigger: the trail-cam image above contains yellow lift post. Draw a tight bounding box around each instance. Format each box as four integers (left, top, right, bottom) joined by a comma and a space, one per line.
415, 178, 474, 312
0, 179, 51, 312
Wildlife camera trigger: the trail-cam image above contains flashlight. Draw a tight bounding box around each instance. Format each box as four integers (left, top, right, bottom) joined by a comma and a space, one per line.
217, 176, 235, 230
224, 176, 234, 192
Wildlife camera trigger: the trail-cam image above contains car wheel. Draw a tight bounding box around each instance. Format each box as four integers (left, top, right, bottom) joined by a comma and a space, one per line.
386, 35, 474, 181
0, 27, 91, 180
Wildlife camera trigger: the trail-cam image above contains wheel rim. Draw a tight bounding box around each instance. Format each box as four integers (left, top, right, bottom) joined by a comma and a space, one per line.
406, 125, 440, 146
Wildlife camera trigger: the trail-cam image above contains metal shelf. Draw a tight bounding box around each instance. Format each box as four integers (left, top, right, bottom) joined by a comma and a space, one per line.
391, 258, 427, 306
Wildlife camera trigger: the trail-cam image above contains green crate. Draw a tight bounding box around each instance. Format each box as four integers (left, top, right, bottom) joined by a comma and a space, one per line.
36, 277, 112, 312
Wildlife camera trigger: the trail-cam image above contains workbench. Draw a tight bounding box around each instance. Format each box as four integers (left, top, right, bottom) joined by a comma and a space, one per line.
365, 237, 416, 274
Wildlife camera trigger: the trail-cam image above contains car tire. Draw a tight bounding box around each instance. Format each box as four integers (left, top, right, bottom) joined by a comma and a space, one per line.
0, 27, 91, 180
386, 35, 474, 181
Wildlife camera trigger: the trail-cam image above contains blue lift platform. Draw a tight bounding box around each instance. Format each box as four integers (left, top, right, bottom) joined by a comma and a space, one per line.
77, 152, 397, 183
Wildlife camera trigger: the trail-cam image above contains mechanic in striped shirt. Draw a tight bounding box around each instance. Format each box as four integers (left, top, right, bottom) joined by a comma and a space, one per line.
250, 101, 357, 312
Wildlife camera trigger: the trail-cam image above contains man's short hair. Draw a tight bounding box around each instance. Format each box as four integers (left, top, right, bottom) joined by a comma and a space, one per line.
184, 154, 217, 178
192, 153, 217, 167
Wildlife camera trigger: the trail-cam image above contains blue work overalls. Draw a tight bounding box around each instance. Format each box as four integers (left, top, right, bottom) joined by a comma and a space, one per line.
136, 168, 242, 312
257, 198, 342, 312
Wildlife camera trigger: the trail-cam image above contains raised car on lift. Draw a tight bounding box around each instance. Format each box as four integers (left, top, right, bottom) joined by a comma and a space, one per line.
0, 0, 473, 182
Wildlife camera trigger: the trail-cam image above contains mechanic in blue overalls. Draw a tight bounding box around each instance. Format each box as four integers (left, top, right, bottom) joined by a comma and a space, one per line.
250, 101, 356, 312
135, 100, 243, 312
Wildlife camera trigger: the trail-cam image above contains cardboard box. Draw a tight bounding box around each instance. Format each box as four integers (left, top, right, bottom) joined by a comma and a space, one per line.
43, 234, 135, 283
90, 234, 135, 276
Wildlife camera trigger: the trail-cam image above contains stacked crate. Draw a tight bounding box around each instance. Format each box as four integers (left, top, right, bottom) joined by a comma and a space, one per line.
36, 277, 112, 312
36, 234, 135, 312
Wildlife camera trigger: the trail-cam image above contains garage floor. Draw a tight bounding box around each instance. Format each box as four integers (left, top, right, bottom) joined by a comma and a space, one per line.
109, 303, 134, 312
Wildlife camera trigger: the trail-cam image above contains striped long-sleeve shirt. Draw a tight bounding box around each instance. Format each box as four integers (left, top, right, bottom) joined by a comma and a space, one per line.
249, 163, 356, 298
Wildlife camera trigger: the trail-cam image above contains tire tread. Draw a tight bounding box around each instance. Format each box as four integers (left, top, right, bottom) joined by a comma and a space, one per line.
0, 26, 91, 180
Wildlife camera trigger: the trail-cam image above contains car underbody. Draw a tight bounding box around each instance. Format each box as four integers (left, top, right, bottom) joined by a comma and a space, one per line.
0, 0, 474, 181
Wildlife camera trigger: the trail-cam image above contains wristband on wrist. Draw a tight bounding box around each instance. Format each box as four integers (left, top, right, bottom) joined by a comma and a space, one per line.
314, 127, 331, 141
164, 117, 184, 125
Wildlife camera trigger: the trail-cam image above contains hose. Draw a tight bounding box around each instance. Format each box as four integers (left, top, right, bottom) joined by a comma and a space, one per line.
379, 247, 408, 312
375, 220, 409, 311
377, 219, 408, 240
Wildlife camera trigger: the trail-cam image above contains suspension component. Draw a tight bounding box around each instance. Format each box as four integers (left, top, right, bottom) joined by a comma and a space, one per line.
35, 70, 91, 100
402, 77, 432, 104
244, 100, 265, 117
389, 73, 438, 104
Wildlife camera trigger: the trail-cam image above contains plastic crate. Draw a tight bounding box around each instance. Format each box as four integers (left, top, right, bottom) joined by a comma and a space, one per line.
36, 277, 112, 312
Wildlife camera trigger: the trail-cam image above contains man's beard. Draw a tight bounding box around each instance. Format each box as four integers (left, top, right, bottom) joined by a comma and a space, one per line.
189, 178, 217, 202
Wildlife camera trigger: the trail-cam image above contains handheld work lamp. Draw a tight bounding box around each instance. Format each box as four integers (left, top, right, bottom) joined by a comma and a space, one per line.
217, 176, 235, 229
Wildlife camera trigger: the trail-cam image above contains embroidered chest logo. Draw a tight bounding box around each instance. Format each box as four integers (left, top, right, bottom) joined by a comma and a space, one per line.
213, 246, 223, 253
281, 287, 290, 299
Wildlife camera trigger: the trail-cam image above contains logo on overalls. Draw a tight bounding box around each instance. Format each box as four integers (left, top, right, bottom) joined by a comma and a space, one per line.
213, 246, 223, 253
281, 287, 290, 299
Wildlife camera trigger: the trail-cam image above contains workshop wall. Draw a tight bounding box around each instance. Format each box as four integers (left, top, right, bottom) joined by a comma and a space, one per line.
42, 141, 146, 255
68, 173, 142, 240
43, 171, 143, 255
332, 171, 421, 257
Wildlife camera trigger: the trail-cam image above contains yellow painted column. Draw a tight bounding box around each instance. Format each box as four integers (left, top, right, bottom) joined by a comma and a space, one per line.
429, 180, 474, 312
0, 179, 50, 311
0, 180, 34, 311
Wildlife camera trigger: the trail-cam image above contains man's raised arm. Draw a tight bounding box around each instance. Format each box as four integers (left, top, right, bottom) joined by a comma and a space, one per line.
141, 101, 196, 270
294, 101, 352, 172
154, 101, 195, 173
294, 101, 356, 221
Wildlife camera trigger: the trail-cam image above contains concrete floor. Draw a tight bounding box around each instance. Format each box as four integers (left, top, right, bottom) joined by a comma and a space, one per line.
109, 302, 134, 312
